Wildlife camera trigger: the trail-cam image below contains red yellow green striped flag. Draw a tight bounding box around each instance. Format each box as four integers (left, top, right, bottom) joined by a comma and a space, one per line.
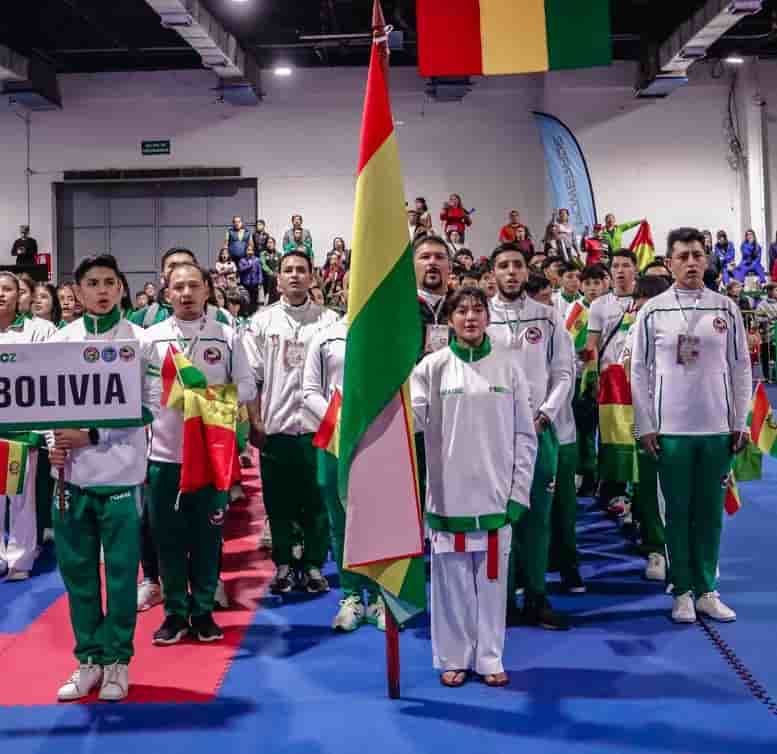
161, 344, 208, 411
338, 2, 425, 620
417, 0, 611, 77
313, 390, 342, 458
579, 347, 597, 397
565, 300, 589, 351
724, 470, 741, 516
748, 382, 777, 456
629, 220, 656, 272
598, 364, 637, 483
0, 439, 29, 495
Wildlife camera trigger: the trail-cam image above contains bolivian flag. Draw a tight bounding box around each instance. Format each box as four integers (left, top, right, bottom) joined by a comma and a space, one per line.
180, 385, 240, 494
565, 300, 589, 351
629, 220, 656, 271
724, 471, 742, 516
339, 2, 425, 620
0, 439, 29, 495
748, 382, 777, 456
417, 0, 611, 77
313, 390, 342, 458
598, 364, 636, 482
161, 344, 208, 411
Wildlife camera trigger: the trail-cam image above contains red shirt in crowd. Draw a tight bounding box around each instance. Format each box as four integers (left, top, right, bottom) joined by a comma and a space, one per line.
441, 206, 472, 236
498, 223, 528, 244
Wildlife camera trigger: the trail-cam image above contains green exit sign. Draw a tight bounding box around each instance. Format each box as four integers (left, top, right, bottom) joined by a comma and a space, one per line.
142, 140, 171, 156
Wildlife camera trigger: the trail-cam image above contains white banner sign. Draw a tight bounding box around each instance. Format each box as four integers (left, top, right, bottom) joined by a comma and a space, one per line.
0, 340, 144, 430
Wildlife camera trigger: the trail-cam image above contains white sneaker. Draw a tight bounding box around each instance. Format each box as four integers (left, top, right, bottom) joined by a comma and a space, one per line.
645, 553, 666, 582
214, 579, 229, 610
98, 662, 129, 702
672, 592, 697, 623
4, 569, 30, 582
57, 660, 103, 702
366, 596, 386, 631
259, 518, 272, 550
137, 579, 163, 612
696, 592, 736, 622
332, 595, 365, 632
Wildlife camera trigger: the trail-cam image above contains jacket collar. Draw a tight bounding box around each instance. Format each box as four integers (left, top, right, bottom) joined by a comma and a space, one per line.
450, 334, 491, 363
82, 306, 121, 334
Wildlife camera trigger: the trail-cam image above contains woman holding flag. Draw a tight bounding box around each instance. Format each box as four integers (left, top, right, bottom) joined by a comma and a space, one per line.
142, 261, 257, 646
631, 228, 750, 624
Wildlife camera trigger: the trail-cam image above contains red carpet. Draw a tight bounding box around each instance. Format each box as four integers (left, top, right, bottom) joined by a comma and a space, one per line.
0, 456, 273, 706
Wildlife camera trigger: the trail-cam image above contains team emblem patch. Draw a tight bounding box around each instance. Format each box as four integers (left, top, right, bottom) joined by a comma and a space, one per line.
204, 347, 222, 364
101, 346, 117, 363
119, 345, 136, 362
83, 346, 99, 363
209, 509, 225, 527
713, 317, 728, 333
525, 326, 543, 344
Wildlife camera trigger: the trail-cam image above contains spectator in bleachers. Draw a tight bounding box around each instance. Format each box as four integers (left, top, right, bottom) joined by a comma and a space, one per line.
726, 280, 752, 312
454, 249, 474, 271
498, 210, 528, 244
261, 237, 282, 304
56, 282, 79, 327
440, 194, 472, 241
447, 230, 464, 256
734, 229, 766, 284
408, 209, 421, 239
143, 281, 157, 304
11, 225, 38, 267
135, 292, 149, 310
713, 230, 736, 284
768, 232, 777, 281
225, 215, 253, 263
602, 213, 642, 252
238, 246, 263, 312
252, 220, 270, 254
216, 247, 237, 277
284, 227, 314, 260
32, 283, 61, 325
415, 197, 433, 230
543, 222, 577, 264
282, 214, 313, 250
556, 209, 575, 248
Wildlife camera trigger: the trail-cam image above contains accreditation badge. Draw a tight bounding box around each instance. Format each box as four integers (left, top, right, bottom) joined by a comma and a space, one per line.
283, 340, 306, 369
676, 334, 701, 365
426, 324, 449, 353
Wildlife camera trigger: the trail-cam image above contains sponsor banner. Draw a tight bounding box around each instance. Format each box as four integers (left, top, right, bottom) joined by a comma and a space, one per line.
0, 340, 144, 430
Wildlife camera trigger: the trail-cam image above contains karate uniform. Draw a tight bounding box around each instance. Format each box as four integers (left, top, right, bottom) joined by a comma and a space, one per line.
50, 310, 147, 666
411, 337, 536, 675
488, 295, 573, 600
631, 286, 750, 596
0, 316, 56, 574
143, 315, 256, 620
245, 298, 338, 570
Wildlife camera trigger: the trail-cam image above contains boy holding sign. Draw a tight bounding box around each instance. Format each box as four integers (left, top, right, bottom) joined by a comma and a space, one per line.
49, 255, 148, 702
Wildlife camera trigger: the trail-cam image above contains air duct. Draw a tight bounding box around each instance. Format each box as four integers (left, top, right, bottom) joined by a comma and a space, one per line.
1, 47, 61, 110
145, 0, 261, 104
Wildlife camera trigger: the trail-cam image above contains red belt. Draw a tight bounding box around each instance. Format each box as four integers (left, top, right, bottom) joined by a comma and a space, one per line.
454, 531, 499, 581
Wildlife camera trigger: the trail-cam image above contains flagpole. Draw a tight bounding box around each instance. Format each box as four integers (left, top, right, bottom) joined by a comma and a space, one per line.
385, 607, 400, 699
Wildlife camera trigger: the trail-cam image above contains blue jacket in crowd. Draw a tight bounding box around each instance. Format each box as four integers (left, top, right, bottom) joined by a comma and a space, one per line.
734, 241, 766, 284
713, 241, 735, 284
238, 256, 263, 288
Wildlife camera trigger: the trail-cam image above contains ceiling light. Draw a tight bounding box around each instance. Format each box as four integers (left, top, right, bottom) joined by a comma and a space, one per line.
724, 55, 745, 64
274, 66, 293, 77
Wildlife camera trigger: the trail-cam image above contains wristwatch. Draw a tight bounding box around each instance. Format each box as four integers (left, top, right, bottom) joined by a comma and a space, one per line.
88, 428, 100, 446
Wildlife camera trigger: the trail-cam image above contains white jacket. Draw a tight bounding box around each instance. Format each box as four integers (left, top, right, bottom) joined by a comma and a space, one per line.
411, 338, 537, 532
50, 316, 148, 490
302, 319, 347, 425
245, 298, 339, 436
487, 294, 574, 425
631, 285, 751, 437
0, 314, 56, 344
588, 291, 634, 370
143, 315, 256, 464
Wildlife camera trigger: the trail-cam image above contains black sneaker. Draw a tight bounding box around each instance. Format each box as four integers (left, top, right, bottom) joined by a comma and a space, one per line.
561, 567, 587, 594
522, 595, 570, 631
302, 568, 330, 595
152, 615, 190, 645
269, 565, 295, 594
191, 613, 224, 642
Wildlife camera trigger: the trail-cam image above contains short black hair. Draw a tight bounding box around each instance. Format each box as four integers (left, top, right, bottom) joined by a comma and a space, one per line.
74, 254, 122, 284
611, 249, 638, 266
558, 262, 580, 276
490, 242, 527, 269
280, 250, 313, 273
524, 273, 551, 297
446, 286, 490, 319
580, 264, 607, 282
168, 260, 207, 284
161, 247, 196, 270
541, 255, 564, 271
455, 248, 474, 260
460, 270, 482, 283
414, 234, 449, 257
666, 227, 705, 256
634, 275, 671, 300
643, 259, 671, 276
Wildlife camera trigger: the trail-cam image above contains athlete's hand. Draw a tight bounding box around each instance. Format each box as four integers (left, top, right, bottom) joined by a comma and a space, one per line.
640, 433, 660, 459
731, 431, 748, 454
53, 429, 89, 451
49, 448, 68, 468
250, 421, 267, 451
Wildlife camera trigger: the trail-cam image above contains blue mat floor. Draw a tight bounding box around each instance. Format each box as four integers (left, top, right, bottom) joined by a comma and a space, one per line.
2, 464, 777, 754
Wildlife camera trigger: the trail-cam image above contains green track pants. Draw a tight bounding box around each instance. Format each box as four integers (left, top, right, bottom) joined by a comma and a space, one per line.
261, 434, 329, 569
550, 442, 579, 573
509, 427, 559, 600
148, 462, 226, 619
53, 484, 141, 665
316, 450, 377, 599
633, 450, 666, 556
657, 434, 732, 596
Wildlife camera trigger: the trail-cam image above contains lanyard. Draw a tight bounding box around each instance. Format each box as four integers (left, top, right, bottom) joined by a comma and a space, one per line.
283, 303, 310, 342
173, 314, 207, 359
673, 286, 703, 335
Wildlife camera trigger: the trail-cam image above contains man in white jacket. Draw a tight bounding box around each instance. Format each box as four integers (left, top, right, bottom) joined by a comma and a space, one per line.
631, 227, 750, 624
49, 255, 148, 702
487, 243, 574, 630
412, 286, 537, 687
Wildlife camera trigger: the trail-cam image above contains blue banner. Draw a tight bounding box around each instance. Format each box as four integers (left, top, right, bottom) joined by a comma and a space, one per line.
532, 111, 597, 236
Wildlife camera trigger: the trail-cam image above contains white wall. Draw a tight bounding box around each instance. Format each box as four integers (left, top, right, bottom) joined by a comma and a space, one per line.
0, 59, 775, 277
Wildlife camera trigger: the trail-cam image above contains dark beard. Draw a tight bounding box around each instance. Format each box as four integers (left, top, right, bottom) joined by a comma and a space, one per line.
496, 283, 522, 301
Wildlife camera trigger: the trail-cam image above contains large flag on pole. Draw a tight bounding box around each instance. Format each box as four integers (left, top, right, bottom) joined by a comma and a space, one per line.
417, 0, 611, 77
339, 1, 426, 621
630, 220, 656, 271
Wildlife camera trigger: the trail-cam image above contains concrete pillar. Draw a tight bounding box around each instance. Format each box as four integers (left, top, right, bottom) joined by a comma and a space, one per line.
741, 58, 768, 248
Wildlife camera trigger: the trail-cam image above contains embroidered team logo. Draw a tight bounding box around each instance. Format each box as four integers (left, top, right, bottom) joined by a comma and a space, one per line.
525, 326, 543, 344
101, 346, 117, 363
713, 317, 728, 333
119, 346, 136, 362
209, 509, 225, 527
204, 347, 222, 364
83, 346, 100, 363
